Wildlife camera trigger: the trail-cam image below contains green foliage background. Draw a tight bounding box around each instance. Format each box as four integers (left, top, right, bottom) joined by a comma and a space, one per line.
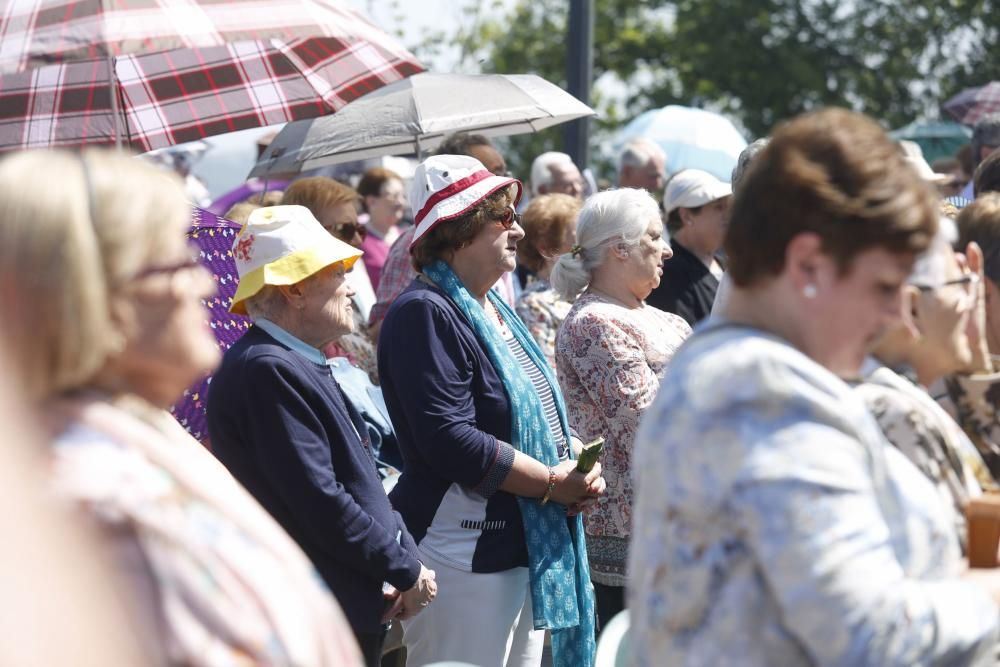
399, 0, 999, 181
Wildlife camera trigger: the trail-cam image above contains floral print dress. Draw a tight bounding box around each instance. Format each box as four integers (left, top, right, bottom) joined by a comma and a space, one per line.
555, 292, 690, 586
629, 323, 998, 667
515, 278, 573, 370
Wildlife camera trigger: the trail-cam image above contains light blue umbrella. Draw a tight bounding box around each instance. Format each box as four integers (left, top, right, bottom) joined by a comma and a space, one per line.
616, 105, 747, 182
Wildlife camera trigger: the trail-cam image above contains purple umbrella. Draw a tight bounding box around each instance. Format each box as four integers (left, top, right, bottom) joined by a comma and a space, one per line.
169, 207, 251, 445
943, 82, 1000, 126
205, 179, 290, 216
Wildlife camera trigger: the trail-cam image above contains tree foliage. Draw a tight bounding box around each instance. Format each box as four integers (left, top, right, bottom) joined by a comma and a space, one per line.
407, 0, 998, 181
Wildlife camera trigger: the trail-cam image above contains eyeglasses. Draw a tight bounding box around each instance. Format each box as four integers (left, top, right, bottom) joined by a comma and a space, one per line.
912, 272, 979, 309
325, 221, 367, 241
495, 204, 522, 230
130, 257, 205, 297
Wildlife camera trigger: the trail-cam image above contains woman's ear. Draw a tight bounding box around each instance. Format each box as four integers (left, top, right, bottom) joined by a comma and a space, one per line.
678, 207, 696, 226
277, 283, 307, 310
899, 285, 922, 340
610, 242, 631, 260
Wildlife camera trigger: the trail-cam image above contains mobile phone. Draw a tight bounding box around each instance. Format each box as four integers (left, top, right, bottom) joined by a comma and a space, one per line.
575, 437, 605, 473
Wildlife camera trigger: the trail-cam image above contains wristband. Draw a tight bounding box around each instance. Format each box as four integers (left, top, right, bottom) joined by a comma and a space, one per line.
540, 466, 556, 506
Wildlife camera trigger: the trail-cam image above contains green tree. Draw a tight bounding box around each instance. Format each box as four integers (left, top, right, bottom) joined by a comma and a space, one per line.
413, 0, 998, 181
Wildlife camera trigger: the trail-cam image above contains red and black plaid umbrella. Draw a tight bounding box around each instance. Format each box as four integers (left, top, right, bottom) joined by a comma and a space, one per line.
943, 81, 1000, 127
0, 0, 424, 152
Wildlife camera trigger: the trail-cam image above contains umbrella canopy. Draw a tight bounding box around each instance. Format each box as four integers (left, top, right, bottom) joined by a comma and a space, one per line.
943, 82, 1000, 127
616, 105, 747, 182
889, 121, 971, 163
0, 0, 423, 152
170, 207, 251, 444
249, 72, 595, 178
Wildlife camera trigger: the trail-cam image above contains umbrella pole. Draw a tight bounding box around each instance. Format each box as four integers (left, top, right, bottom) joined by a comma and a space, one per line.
108, 55, 123, 149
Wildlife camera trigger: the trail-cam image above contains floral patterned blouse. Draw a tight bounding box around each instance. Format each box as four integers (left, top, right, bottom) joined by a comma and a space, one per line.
555, 292, 690, 586
630, 323, 998, 667
933, 359, 1000, 482
514, 278, 573, 369
50, 395, 362, 667
854, 359, 994, 551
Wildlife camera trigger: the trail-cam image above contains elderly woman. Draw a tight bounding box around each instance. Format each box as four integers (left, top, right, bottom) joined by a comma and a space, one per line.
358, 167, 407, 290
514, 193, 582, 368
0, 149, 361, 666
378, 155, 605, 667
855, 217, 998, 548
629, 109, 1000, 667
551, 188, 691, 628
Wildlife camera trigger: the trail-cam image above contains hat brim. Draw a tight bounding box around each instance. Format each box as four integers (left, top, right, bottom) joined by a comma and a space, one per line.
410, 176, 523, 250
229, 247, 362, 315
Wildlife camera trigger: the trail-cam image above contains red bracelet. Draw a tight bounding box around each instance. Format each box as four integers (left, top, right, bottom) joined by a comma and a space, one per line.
540, 466, 556, 506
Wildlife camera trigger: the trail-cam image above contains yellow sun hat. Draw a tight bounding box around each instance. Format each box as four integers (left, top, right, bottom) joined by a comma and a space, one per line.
229, 205, 363, 315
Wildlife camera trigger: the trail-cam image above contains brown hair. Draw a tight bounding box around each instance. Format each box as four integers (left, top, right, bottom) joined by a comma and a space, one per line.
958, 193, 1000, 285
974, 149, 1000, 197
411, 185, 516, 271
666, 204, 702, 235
356, 167, 402, 208
280, 176, 358, 214
517, 194, 582, 273
725, 108, 938, 287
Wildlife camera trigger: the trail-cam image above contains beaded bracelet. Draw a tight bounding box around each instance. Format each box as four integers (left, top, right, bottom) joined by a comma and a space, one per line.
540, 466, 556, 505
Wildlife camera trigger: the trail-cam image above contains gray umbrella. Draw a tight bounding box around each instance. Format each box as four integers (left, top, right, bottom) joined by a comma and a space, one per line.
249, 72, 595, 178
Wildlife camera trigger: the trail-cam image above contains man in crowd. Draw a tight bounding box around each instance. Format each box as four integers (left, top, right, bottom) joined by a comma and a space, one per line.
207, 205, 436, 667
617, 138, 667, 193
646, 169, 732, 326
529, 151, 585, 200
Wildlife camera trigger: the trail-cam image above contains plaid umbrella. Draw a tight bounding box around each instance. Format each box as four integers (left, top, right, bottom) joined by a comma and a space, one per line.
170, 207, 250, 445
0, 0, 423, 152
943, 81, 1000, 127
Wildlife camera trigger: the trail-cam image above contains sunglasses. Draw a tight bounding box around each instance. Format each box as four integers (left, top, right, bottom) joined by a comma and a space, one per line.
495, 204, 522, 230
326, 221, 368, 241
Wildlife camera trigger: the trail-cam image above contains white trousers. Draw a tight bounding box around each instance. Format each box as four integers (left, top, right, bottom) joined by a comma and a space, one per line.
402, 548, 544, 667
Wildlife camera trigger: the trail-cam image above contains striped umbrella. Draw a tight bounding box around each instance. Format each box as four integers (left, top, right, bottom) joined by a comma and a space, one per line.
0, 0, 423, 152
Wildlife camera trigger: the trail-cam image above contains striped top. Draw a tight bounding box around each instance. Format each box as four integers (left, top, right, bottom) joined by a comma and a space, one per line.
502, 327, 568, 460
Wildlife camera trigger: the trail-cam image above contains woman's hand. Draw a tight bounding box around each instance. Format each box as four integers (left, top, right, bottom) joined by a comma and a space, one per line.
397, 564, 437, 620
551, 460, 605, 507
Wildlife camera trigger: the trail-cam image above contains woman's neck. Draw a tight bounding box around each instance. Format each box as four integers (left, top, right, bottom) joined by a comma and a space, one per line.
367, 215, 396, 238
588, 271, 642, 309
448, 258, 500, 305
674, 230, 717, 269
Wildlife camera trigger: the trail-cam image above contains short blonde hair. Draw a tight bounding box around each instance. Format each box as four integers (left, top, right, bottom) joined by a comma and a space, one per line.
0, 148, 189, 401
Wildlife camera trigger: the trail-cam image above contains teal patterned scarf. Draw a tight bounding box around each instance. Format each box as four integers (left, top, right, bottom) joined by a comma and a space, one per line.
423, 260, 596, 667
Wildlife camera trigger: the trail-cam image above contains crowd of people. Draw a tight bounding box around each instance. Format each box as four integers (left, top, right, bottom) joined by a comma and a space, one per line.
3, 106, 1000, 667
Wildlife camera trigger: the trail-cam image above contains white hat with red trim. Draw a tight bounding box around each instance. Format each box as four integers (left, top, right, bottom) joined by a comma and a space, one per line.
409, 154, 523, 250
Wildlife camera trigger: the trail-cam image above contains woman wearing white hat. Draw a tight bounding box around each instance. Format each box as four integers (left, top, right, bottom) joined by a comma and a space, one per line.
378, 154, 605, 667
646, 168, 732, 326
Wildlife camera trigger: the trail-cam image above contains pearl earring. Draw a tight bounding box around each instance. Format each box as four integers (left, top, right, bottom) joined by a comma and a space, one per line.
803, 284, 818, 299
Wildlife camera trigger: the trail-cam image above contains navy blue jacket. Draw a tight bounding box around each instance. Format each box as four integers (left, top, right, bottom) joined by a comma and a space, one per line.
207, 324, 421, 634
379, 281, 528, 572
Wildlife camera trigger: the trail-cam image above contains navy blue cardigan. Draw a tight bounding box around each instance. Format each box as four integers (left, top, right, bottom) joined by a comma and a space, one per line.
379, 281, 529, 572
207, 325, 421, 634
